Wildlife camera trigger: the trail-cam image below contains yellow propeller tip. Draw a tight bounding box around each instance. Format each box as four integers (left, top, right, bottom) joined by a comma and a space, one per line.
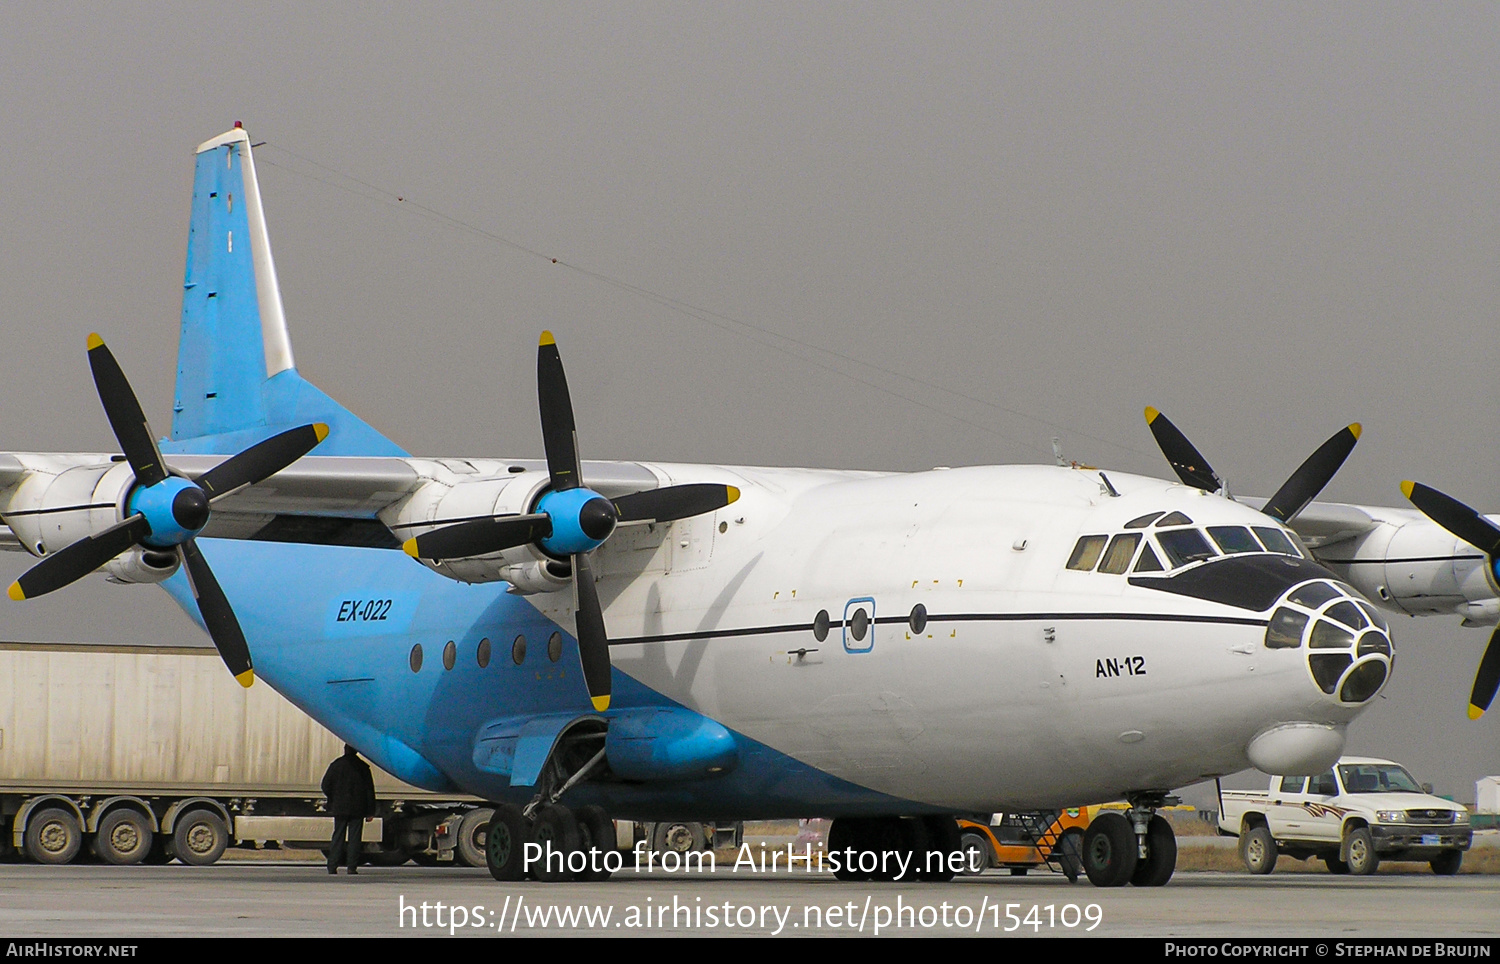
1348, 423, 1362, 440
7, 582, 25, 601
235, 669, 255, 688
1144, 406, 1160, 423
402, 538, 422, 558
539, 330, 556, 347
1400, 480, 1416, 499
726, 485, 741, 504
591, 695, 611, 712
86, 332, 104, 350
313, 423, 330, 443
1469, 704, 1485, 720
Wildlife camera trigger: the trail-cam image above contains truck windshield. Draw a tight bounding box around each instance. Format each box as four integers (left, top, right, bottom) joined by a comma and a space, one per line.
1337, 763, 1423, 794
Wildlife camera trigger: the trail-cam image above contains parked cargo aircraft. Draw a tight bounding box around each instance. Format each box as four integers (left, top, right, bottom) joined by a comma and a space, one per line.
2, 127, 1495, 886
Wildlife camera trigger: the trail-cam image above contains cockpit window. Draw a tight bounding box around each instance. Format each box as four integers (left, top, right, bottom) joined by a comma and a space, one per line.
1207, 525, 1262, 555
1266, 607, 1308, 649
1066, 535, 1108, 571
1133, 543, 1165, 572
1288, 581, 1341, 609
1124, 512, 1164, 529
1156, 511, 1193, 527
1156, 528, 1217, 567
1325, 601, 1368, 631
1098, 533, 1142, 574
1253, 526, 1300, 557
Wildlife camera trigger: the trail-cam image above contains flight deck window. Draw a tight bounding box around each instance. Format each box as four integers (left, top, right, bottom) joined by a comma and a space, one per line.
1156, 529, 1216, 568
1066, 535, 1108, 571
1208, 525, 1261, 555
1124, 512, 1164, 529
1098, 533, 1141, 574
1253, 526, 1299, 557
1156, 511, 1193, 526
1133, 544, 1165, 572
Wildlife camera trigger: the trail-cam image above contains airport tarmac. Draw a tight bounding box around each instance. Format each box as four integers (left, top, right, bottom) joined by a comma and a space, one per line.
2, 859, 1498, 938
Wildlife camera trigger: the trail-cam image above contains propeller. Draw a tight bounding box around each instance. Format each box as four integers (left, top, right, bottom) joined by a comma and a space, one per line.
1143, 407, 1360, 523
1400, 480, 1500, 719
7, 333, 329, 687
404, 330, 741, 712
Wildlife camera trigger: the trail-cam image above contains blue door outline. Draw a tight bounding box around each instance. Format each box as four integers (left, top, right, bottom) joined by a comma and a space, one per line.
843, 596, 876, 653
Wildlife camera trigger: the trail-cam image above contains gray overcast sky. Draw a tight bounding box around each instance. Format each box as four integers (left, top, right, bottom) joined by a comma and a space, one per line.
0, 3, 1496, 798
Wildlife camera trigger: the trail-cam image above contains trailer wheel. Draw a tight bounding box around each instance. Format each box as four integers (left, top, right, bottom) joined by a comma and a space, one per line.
455, 808, 493, 868
173, 811, 228, 866
25, 808, 82, 865
94, 809, 152, 865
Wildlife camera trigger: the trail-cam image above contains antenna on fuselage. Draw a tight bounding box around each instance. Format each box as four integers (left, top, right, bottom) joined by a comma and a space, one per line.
1052, 437, 1066, 467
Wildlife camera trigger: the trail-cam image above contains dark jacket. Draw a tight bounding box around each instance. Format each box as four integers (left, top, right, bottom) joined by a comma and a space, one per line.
322, 752, 377, 818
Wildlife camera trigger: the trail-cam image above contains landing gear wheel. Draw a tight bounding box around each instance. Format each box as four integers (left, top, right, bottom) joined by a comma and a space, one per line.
484, 804, 528, 882
455, 808, 493, 868
867, 816, 924, 881
24, 808, 82, 865
828, 818, 871, 882
1054, 828, 1085, 883
1240, 826, 1278, 875
1082, 812, 1137, 887
1324, 856, 1350, 875
1129, 814, 1176, 887
1345, 827, 1379, 876
530, 805, 581, 882
172, 811, 228, 867
958, 830, 991, 876
1430, 850, 1463, 876
918, 816, 961, 882
94, 809, 153, 865
573, 805, 614, 882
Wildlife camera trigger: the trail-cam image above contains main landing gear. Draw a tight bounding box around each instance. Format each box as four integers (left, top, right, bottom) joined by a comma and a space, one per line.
484, 744, 617, 882
1081, 794, 1177, 887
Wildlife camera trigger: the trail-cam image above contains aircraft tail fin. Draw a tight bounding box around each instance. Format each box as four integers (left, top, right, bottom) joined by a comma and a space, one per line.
162, 126, 407, 458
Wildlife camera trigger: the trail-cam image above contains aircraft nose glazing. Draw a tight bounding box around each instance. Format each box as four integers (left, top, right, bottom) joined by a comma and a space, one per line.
1264, 579, 1393, 705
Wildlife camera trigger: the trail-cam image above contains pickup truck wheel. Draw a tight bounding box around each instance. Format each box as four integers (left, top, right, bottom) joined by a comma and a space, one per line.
1324, 856, 1350, 874
24, 808, 82, 865
1131, 814, 1176, 887
1430, 850, 1463, 876
1082, 812, 1137, 887
1240, 826, 1277, 875
1345, 827, 1379, 875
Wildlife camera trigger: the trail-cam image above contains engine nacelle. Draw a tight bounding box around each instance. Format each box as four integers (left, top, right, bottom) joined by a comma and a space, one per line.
499, 559, 573, 595
103, 546, 182, 585
1, 460, 135, 559
380, 464, 557, 585
1323, 518, 1499, 622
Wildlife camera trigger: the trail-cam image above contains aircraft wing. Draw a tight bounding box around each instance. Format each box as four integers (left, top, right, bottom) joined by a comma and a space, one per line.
0, 453, 662, 552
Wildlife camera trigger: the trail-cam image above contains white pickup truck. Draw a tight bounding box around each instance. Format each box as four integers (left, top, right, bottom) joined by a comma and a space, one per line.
1218, 756, 1472, 876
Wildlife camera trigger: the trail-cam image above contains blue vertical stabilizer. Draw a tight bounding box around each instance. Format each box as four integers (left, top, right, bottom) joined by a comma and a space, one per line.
162, 127, 407, 458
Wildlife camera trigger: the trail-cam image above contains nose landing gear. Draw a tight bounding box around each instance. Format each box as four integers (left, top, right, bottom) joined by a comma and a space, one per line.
1081, 794, 1177, 887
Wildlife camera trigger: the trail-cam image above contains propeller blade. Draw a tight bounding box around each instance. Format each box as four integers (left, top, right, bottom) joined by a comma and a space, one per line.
1260, 424, 1361, 522
178, 540, 254, 687
571, 552, 611, 711
1144, 407, 1221, 492
613, 484, 741, 524
7, 515, 152, 600
87, 333, 167, 487
1401, 482, 1500, 557
1471, 627, 1500, 720
196, 423, 330, 501
1464, 629, 1500, 719
403, 513, 553, 560
537, 331, 582, 492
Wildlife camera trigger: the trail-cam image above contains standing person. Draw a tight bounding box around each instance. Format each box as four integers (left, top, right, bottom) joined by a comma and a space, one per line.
321, 743, 376, 875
